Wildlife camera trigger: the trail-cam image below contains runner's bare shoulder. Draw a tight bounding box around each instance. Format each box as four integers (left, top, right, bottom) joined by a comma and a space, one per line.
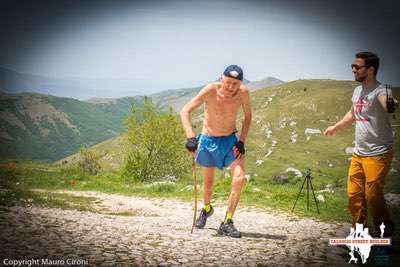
199, 82, 219, 100
239, 84, 250, 98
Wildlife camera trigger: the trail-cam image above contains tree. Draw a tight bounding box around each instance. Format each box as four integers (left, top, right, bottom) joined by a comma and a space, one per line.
121, 97, 189, 182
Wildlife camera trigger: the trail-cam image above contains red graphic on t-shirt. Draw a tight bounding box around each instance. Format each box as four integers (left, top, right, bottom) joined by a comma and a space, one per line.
354, 97, 370, 122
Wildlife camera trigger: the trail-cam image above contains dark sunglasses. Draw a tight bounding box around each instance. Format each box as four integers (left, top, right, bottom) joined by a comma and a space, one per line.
351, 64, 368, 70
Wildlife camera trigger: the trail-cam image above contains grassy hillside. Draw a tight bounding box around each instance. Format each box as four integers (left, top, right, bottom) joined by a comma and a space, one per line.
55, 134, 127, 170
0, 91, 142, 161
247, 79, 359, 182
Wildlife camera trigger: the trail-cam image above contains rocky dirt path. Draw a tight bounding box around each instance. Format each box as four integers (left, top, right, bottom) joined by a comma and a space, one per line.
0, 190, 351, 266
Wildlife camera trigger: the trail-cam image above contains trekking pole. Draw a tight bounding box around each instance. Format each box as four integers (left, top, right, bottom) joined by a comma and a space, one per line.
191, 153, 197, 234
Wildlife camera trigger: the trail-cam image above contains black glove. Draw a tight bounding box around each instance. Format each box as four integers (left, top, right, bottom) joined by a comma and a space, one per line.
185, 137, 198, 152
234, 141, 245, 157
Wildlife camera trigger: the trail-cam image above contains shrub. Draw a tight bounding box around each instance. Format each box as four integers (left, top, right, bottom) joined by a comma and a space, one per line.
121, 97, 189, 182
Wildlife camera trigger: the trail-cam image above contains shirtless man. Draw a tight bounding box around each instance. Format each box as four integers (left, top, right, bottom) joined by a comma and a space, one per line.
180, 65, 252, 238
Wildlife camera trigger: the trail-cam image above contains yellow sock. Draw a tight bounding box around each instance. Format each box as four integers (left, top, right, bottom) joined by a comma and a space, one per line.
204, 204, 211, 213
225, 211, 233, 222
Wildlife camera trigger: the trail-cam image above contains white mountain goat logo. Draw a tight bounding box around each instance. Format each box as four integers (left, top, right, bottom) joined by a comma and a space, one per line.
329, 223, 391, 264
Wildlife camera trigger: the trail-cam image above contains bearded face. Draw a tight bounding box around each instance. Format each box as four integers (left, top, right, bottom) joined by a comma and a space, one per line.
352, 58, 370, 82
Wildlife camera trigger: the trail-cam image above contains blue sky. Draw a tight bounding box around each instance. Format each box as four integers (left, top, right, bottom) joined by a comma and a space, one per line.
1, 0, 399, 92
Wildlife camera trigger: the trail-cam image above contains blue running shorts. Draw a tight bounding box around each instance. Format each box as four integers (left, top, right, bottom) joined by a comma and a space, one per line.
195, 132, 238, 169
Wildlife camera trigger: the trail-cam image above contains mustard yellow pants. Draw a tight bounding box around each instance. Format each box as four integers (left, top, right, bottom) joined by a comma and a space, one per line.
347, 151, 394, 235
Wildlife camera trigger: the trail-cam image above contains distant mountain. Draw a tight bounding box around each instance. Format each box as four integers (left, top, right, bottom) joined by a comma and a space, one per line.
84, 98, 120, 104
0, 91, 141, 161
246, 77, 284, 91
0, 66, 282, 104
0, 67, 164, 99
149, 86, 202, 112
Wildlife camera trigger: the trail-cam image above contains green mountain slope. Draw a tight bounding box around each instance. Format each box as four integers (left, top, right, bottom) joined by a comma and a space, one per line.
0, 91, 141, 161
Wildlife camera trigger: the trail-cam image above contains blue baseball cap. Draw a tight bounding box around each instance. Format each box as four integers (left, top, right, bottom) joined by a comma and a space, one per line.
223, 65, 243, 81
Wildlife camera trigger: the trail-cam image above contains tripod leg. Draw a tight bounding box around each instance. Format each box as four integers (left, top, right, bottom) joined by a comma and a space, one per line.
291, 176, 307, 212
307, 177, 310, 211
309, 177, 320, 214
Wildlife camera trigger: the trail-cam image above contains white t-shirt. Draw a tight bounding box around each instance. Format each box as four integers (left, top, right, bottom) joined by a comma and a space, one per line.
352, 83, 393, 156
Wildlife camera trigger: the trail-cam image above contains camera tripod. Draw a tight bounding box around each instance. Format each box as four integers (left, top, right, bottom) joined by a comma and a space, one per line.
291, 168, 320, 214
